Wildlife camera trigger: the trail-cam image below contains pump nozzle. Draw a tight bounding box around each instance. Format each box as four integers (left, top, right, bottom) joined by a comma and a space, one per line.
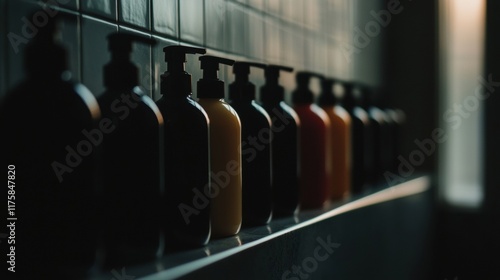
163, 45, 206, 72
261, 64, 294, 104
233, 62, 267, 77
161, 45, 206, 96
317, 78, 337, 106
265, 65, 294, 84
105, 32, 157, 90
338, 80, 355, 110
24, 12, 77, 76
292, 71, 324, 104
197, 55, 235, 99
229, 61, 267, 101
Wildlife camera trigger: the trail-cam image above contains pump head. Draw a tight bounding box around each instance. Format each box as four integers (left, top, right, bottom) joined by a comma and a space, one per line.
233, 61, 267, 78
229, 61, 267, 101
260, 64, 294, 104
197, 55, 235, 99
104, 32, 157, 90
292, 71, 324, 104
163, 45, 206, 72
317, 78, 337, 106
24, 12, 77, 77
339, 80, 356, 110
161, 45, 206, 96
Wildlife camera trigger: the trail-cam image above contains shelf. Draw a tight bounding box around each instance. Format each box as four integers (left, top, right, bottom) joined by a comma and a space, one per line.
91, 176, 431, 280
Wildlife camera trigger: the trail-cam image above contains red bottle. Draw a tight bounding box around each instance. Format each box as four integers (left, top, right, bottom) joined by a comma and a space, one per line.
292, 72, 331, 210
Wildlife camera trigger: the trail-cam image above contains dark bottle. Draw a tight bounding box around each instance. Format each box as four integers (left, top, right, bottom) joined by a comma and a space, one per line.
317, 78, 352, 201
291, 72, 331, 209
0, 15, 100, 277
155, 46, 211, 249
228, 61, 273, 226
259, 65, 300, 216
356, 84, 392, 185
341, 81, 370, 193
385, 107, 406, 174
98, 33, 163, 266
197, 55, 242, 238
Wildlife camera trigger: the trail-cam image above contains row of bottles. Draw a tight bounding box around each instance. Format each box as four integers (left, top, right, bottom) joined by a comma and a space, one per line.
0, 15, 404, 277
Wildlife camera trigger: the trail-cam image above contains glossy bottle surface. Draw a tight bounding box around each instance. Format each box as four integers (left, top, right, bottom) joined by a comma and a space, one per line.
261, 102, 300, 216
0, 15, 101, 276
0, 74, 101, 276
229, 62, 273, 226
321, 105, 352, 200
157, 95, 211, 249
198, 98, 242, 237
342, 85, 370, 194
293, 104, 331, 209
230, 98, 273, 226
98, 86, 164, 266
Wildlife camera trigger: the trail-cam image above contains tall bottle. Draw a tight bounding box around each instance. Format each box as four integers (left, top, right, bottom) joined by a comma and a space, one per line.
317, 78, 352, 200
0, 15, 100, 277
259, 65, 300, 216
341, 81, 370, 193
356, 84, 391, 185
196, 55, 242, 238
98, 33, 163, 265
156, 46, 211, 249
228, 61, 273, 226
291, 72, 331, 209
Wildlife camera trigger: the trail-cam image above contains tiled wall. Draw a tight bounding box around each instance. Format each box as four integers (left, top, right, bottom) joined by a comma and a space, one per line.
1, 0, 383, 102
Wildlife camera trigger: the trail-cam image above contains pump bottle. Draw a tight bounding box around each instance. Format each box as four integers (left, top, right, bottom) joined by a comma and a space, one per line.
0, 14, 100, 276
259, 65, 300, 216
317, 78, 352, 200
341, 82, 370, 193
156, 46, 211, 249
291, 72, 331, 209
228, 62, 273, 226
197, 55, 242, 238
355, 84, 390, 185
97, 33, 163, 265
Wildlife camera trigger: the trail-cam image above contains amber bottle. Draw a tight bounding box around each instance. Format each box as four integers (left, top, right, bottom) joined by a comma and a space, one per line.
197, 55, 243, 238
317, 78, 352, 200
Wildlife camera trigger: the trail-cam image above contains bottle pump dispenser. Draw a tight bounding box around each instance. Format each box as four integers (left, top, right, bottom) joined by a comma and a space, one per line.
292, 71, 331, 209
0, 14, 100, 277
98, 33, 164, 265
260, 65, 301, 216
156, 46, 212, 249
229, 62, 274, 226
318, 78, 352, 200
197, 55, 243, 238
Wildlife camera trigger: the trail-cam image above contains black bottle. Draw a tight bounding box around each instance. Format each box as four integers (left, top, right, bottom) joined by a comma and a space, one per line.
354, 84, 383, 185
156, 46, 211, 249
97, 33, 163, 266
259, 65, 300, 216
228, 61, 273, 226
357, 84, 393, 185
0, 15, 100, 277
342, 81, 370, 194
